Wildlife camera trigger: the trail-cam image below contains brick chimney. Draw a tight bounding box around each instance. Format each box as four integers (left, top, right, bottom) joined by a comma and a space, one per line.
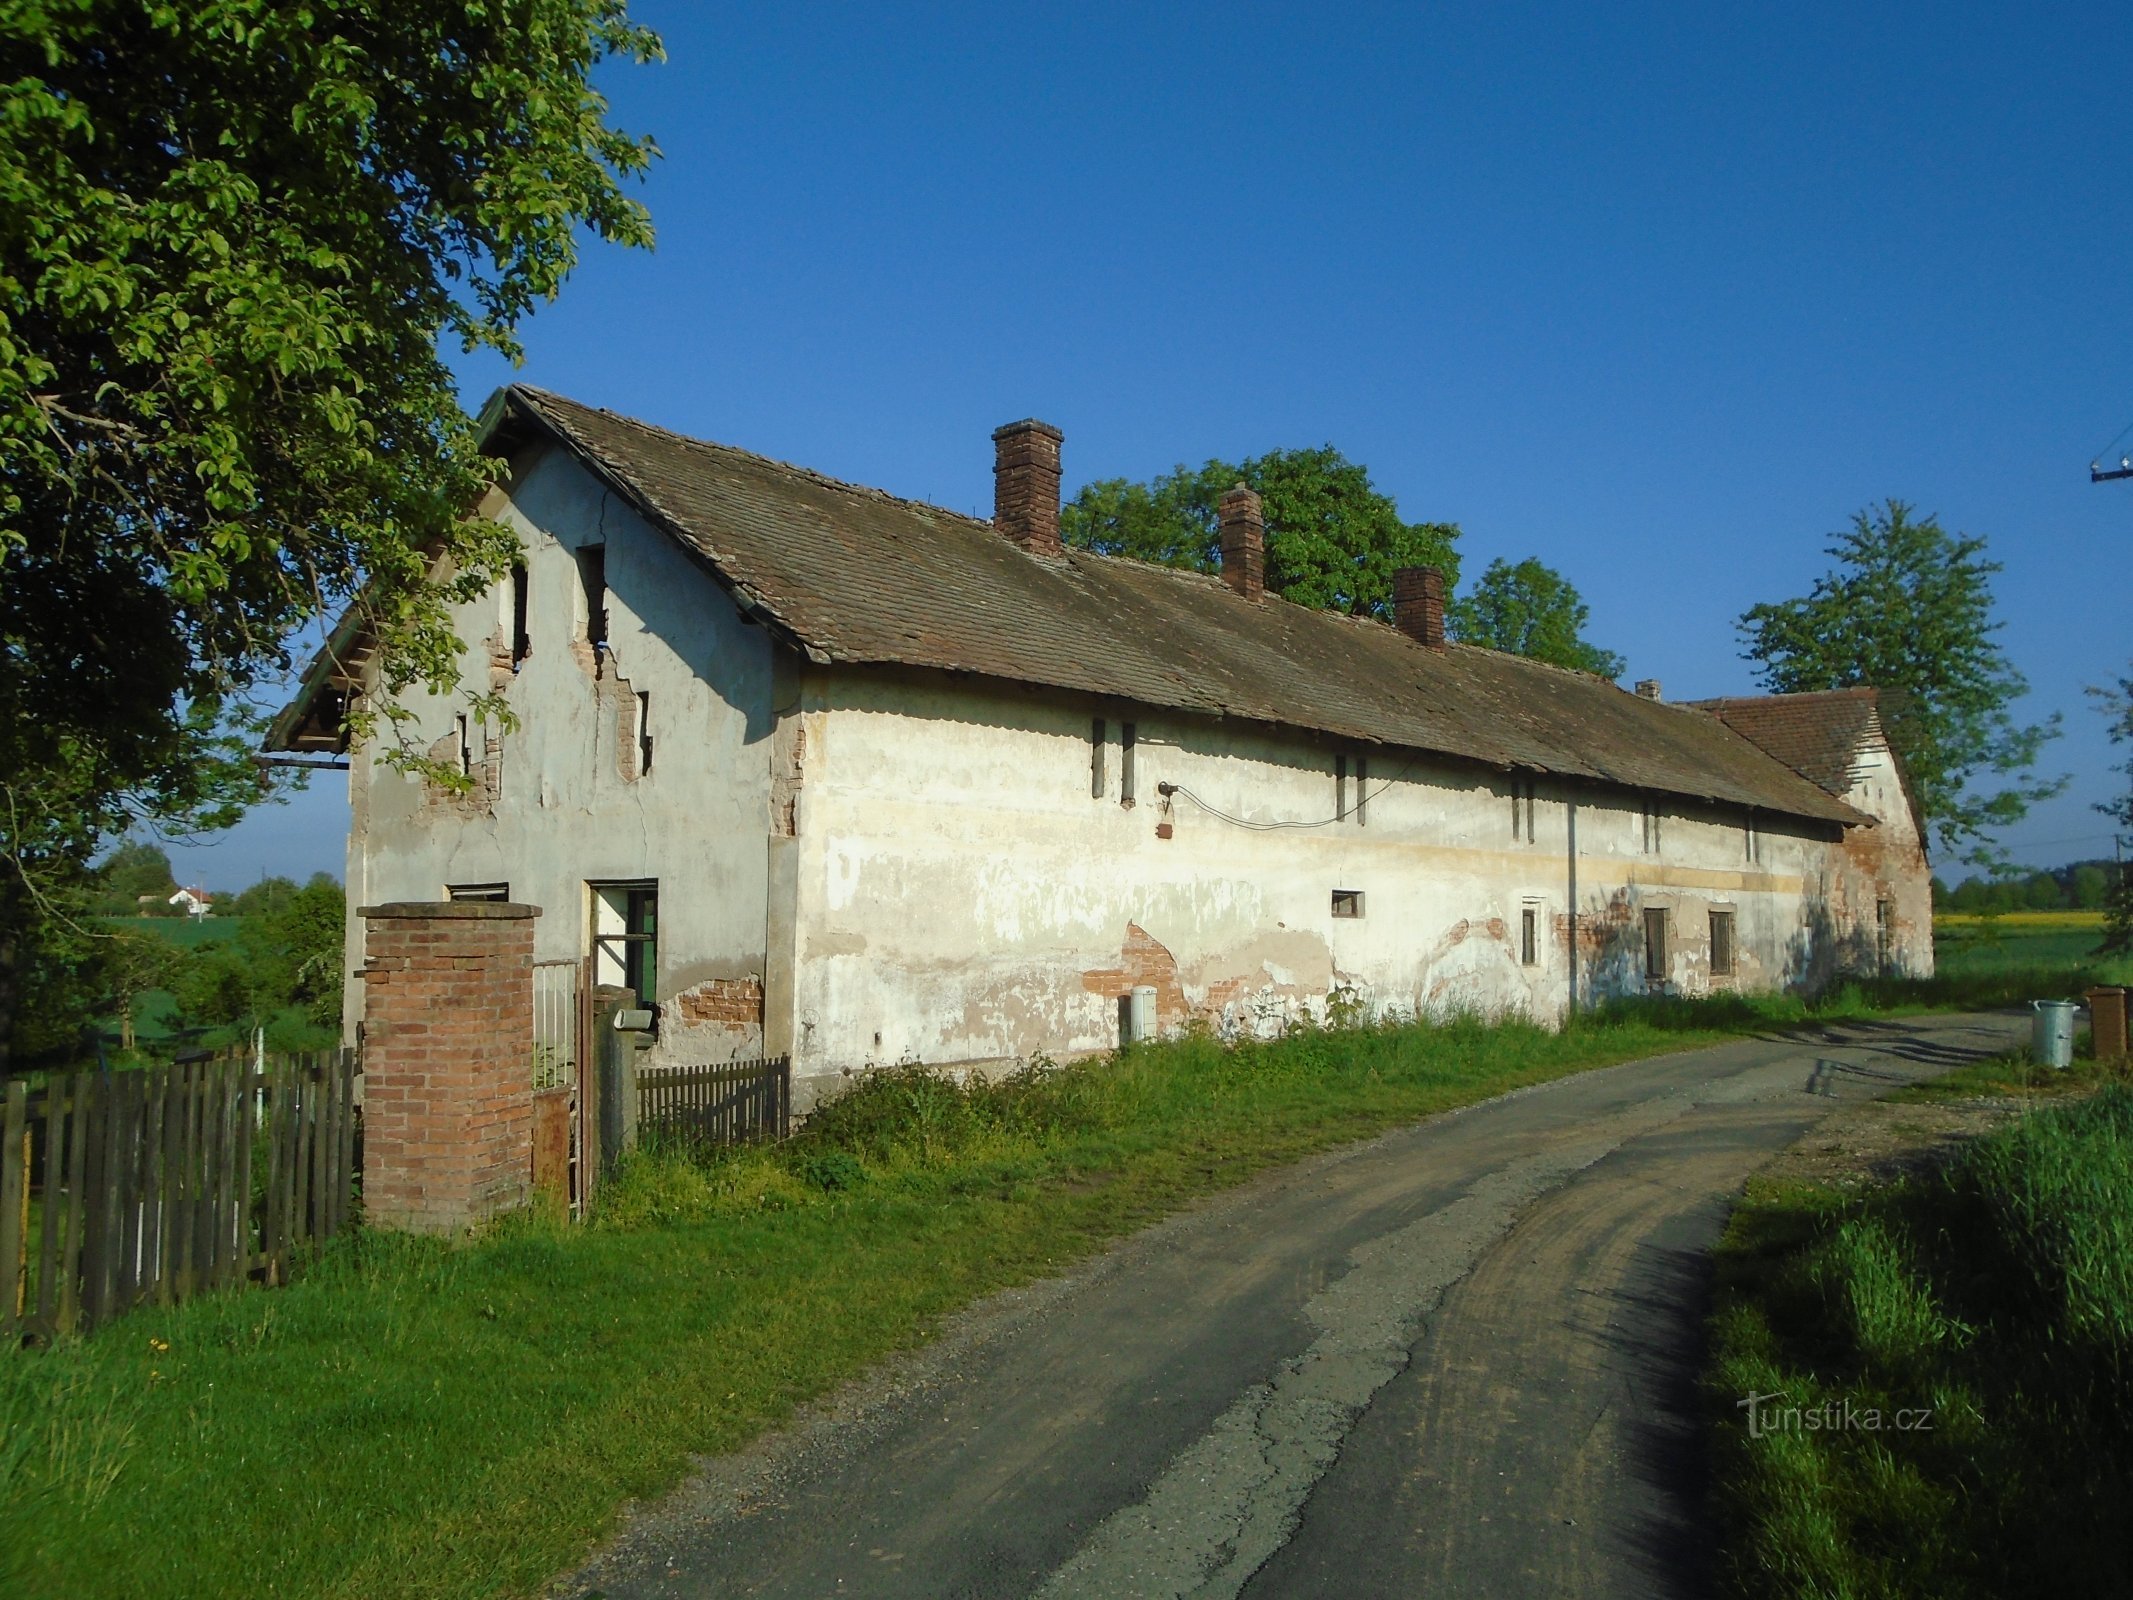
992, 419, 1064, 556
1635, 679, 1662, 701
1393, 566, 1446, 650
1218, 483, 1265, 600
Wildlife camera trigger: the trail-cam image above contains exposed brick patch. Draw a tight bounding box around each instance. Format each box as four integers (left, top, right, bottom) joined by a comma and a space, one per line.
771, 721, 806, 837
674, 975, 765, 1028
1079, 922, 1188, 1026
359, 903, 538, 1234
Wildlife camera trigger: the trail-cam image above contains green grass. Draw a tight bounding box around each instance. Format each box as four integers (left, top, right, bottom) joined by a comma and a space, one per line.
1932, 916, 2131, 990
0, 941, 2103, 1600
99, 915, 246, 949
1706, 1080, 2133, 1599
0, 1007, 1807, 1600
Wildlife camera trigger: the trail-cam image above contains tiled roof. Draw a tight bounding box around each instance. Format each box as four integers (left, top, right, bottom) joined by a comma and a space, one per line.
273, 386, 1866, 828
501, 387, 1865, 825
1686, 689, 1883, 797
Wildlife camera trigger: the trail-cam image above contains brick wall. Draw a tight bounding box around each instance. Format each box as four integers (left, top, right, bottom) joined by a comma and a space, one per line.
674, 974, 765, 1027
359, 901, 539, 1234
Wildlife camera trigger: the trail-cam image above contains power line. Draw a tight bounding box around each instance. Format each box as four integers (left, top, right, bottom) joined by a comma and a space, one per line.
1159, 752, 1429, 831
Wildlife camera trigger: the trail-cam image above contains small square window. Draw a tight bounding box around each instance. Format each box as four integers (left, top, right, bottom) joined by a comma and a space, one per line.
1332, 889, 1364, 919
447, 882, 510, 902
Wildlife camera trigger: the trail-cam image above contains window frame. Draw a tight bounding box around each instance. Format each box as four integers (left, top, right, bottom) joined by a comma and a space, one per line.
1331, 888, 1365, 920
1643, 906, 1669, 982
1709, 909, 1735, 977
1520, 905, 1538, 967
591, 880, 659, 1008
447, 882, 511, 903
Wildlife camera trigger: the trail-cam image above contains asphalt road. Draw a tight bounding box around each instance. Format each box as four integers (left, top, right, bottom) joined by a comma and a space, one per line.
565, 1012, 2025, 1600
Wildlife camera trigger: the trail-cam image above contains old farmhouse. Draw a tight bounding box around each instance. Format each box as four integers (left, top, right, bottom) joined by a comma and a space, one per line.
270, 387, 1932, 1100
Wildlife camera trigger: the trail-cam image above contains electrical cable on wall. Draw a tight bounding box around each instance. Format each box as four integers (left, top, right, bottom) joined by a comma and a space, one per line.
1156, 749, 1436, 831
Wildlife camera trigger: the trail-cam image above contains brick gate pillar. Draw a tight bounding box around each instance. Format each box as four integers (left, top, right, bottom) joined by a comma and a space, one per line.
358, 901, 540, 1234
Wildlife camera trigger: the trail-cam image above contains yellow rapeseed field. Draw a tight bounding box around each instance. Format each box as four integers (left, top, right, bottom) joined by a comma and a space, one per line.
1936, 910, 2106, 931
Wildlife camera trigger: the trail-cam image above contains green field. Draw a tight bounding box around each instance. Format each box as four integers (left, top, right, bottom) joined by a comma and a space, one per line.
1933, 916, 2130, 990
101, 914, 246, 949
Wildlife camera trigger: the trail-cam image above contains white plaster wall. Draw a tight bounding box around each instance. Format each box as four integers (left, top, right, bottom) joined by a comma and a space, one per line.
345, 445, 780, 1062
785, 675, 1865, 1085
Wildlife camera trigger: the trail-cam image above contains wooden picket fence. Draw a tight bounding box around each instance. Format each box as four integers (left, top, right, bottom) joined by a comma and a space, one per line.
638, 1055, 791, 1149
0, 1050, 359, 1342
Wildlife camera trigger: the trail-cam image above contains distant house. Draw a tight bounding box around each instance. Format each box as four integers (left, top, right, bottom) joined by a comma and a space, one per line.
169, 886, 213, 918
269, 386, 1933, 1101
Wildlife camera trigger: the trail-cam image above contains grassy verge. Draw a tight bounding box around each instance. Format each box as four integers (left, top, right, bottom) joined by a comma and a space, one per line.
0, 964, 2090, 1600
1, 1004, 1790, 1600
1706, 1076, 2133, 1598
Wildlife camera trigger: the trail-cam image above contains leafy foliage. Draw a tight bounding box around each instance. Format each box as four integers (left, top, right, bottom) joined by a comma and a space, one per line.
2090, 667, 2133, 954
172, 874, 345, 1039
1737, 500, 2061, 869
1447, 556, 1625, 677
1061, 447, 1460, 617
0, 2, 660, 1065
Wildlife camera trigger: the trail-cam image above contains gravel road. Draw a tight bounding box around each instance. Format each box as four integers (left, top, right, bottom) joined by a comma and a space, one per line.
563, 1012, 2025, 1600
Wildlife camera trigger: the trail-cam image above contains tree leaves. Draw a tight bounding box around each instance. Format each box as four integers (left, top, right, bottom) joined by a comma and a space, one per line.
1738, 500, 2062, 871
0, 0, 661, 1063
1447, 557, 1625, 678
1060, 447, 1461, 618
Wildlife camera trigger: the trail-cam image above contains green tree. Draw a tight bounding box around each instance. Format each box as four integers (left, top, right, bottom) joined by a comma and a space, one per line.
1447, 557, 1625, 678
2073, 863, 2110, 912
94, 839, 180, 916
173, 873, 343, 1044
1737, 500, 2061, 870
231, 875, 302, 920
1061, 448, 1460, 618
2090, 669, 2133, 953
0, 3, 660, 1068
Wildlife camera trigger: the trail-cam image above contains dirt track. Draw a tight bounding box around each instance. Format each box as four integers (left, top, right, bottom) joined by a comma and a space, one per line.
563, 1012, 2025, 1600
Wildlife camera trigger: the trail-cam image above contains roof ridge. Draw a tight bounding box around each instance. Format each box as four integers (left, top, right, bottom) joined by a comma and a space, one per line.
513, 384, 1000, 537
1688, 686, 1880, 707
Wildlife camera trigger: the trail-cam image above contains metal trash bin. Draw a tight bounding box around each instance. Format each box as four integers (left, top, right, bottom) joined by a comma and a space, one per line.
2031, 999, 2078, 1070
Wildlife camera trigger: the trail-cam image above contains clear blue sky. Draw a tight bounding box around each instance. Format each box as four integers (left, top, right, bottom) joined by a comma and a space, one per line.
173, 1, 2133, 890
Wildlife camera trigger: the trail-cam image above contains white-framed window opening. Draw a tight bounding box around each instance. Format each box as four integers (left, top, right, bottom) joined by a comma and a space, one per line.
591, 880, 658, 1007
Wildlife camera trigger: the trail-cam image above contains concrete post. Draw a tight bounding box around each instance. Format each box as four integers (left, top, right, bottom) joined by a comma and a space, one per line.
358, 900, 539, 1234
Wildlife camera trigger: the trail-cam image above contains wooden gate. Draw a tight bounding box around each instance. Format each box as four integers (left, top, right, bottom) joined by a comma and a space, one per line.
531, 958, 593, 1215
